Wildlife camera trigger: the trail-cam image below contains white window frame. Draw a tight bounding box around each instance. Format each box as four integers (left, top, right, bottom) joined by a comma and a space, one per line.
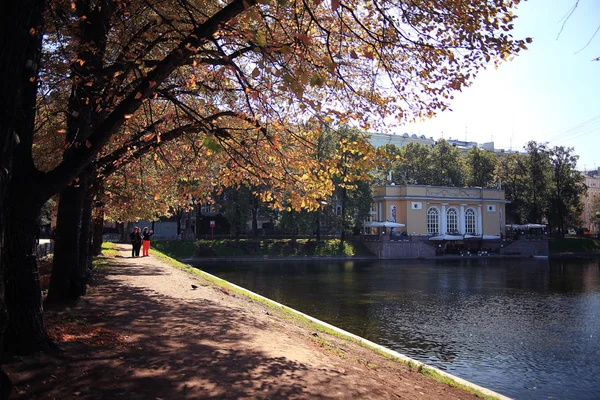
465, 208, 477, 234
427, 206, 440, 234
447, 207, 458, 233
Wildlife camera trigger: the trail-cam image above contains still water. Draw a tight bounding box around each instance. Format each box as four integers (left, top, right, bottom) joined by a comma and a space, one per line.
199, 258, 600, 399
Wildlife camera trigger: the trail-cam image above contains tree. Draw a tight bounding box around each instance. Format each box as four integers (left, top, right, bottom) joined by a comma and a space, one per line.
1, 0, 49, 356
326, 127, 379, 250
429, 139, 464, 187
524, 141, 551, 224
496, 152, 528, 224
3, 0, 529, 353
398, 143, 434, 185
464, 146, 497, 188
547, 146, 586, 236
221, 186, 253, 238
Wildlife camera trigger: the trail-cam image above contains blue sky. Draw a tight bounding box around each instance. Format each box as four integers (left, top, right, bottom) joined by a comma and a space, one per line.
405, 0, 600, 171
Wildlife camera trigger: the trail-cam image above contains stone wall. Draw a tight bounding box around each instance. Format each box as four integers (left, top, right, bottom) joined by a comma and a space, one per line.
363, 240, 436, 259
499, 239, 549, 256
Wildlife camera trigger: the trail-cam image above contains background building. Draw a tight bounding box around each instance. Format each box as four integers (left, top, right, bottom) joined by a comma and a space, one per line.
581, 168, 600, 232
369, 185, 508, 236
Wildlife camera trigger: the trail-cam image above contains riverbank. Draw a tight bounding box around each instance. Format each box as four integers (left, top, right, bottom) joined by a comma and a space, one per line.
5, 244, 501, 399
153, 238, 374, 259
156, 237, 600, 262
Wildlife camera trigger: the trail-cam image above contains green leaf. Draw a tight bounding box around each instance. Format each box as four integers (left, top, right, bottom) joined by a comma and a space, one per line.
202, 137, 222, 152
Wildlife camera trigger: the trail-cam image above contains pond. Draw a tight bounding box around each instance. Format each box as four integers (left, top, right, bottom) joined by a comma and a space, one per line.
198, 258, 600, 399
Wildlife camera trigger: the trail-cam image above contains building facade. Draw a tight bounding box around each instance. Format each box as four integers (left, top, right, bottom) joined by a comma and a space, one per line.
581, 169, 600, 231
369, 185, 508, 236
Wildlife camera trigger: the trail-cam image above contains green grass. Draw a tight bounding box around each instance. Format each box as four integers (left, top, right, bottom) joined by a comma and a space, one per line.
147, 246, 503, 399
549, 237, 600, 254
152, 240, 199, 259
100, 241, 119, 257
153, 238, 373, 259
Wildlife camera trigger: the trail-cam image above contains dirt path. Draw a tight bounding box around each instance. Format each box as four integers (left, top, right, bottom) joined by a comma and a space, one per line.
6, 245, 481, 399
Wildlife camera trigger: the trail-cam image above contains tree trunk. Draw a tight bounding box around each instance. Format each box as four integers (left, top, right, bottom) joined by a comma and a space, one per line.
3, 189, 50, 354
195, 203, 202, 238
251, 206, 258, 238
47, 181, 86, 302
1, 0, 48, 359
176, 208, 182, 236
76, 180, 94, 296
92, 206, 104, 256
316, 212, 321, 242
339, 187, 348, 253
121, 222, 132, 243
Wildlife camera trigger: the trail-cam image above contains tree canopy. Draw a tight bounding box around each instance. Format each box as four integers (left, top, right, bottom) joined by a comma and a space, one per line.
2, 0, 531, 355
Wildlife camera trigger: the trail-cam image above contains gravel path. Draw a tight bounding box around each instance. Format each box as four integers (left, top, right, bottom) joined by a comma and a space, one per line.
6, 244, 480, 399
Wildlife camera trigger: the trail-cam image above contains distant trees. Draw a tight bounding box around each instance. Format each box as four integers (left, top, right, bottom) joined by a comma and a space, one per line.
378, 139, 586, 235
392, 143, 433, 185
547, 146, 586, 236
382, 140, 464, 186
429, 140, 464, 187
464, 147, 498, 188
496, 153, 528, 224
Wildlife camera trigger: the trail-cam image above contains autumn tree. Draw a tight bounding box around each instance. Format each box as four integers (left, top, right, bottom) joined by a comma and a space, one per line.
3, 0, 529, 354
1, 0, 49, 356
326, 126, 379, 250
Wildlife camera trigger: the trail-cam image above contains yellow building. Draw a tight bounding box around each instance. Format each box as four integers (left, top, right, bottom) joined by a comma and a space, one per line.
369, 185, 507, 237
581, 170, 600, 232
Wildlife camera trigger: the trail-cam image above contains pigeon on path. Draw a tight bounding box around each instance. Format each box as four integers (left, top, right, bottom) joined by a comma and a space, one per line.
191, 284, 198, 290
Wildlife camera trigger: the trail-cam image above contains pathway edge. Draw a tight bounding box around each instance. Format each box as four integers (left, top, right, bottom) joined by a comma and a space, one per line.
191, 266, 512, 400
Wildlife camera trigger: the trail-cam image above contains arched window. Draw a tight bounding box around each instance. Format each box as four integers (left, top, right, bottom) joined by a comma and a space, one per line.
447, 208, 458, 233
465, 208, 476, 234
427, 207, 439, 234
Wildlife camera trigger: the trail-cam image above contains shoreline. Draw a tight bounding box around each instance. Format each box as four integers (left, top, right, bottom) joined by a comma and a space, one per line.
197, 267, 512, 400
6, 244, 511, 399
180, 253, 600, 264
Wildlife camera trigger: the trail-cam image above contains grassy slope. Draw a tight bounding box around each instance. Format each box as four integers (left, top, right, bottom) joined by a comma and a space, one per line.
142, 246, 501, 400
153, 239, 374, 259
549, 237, 600, 254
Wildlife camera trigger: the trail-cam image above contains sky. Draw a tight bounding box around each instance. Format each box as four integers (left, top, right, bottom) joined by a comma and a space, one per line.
401, 0, 600, 171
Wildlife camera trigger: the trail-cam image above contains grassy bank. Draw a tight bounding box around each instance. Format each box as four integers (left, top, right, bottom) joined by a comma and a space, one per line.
147, 246, 503, 400
152, 238, 374, 259
549, 237, 600, 254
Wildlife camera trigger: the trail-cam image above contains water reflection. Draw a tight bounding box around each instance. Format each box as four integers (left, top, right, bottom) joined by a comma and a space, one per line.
199, 258, 600, 399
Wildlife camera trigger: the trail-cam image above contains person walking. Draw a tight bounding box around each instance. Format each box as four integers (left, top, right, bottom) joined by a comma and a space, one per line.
130, 227, 142, 257
142, 227, 154, 257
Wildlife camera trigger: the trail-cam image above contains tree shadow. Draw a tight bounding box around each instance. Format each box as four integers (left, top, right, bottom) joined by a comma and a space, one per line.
6, 258, 313, 399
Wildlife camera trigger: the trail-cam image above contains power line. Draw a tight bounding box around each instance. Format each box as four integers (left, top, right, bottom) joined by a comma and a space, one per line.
544, 113, 600, 144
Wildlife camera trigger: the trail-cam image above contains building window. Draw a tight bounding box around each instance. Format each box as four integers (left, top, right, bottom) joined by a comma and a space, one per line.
427, 207, 439, 234
447, 207, 458, 233
465, 208, 476, 234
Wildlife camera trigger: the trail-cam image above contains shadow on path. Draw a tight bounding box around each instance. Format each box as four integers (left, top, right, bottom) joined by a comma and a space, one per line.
6, 251, 310, 399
